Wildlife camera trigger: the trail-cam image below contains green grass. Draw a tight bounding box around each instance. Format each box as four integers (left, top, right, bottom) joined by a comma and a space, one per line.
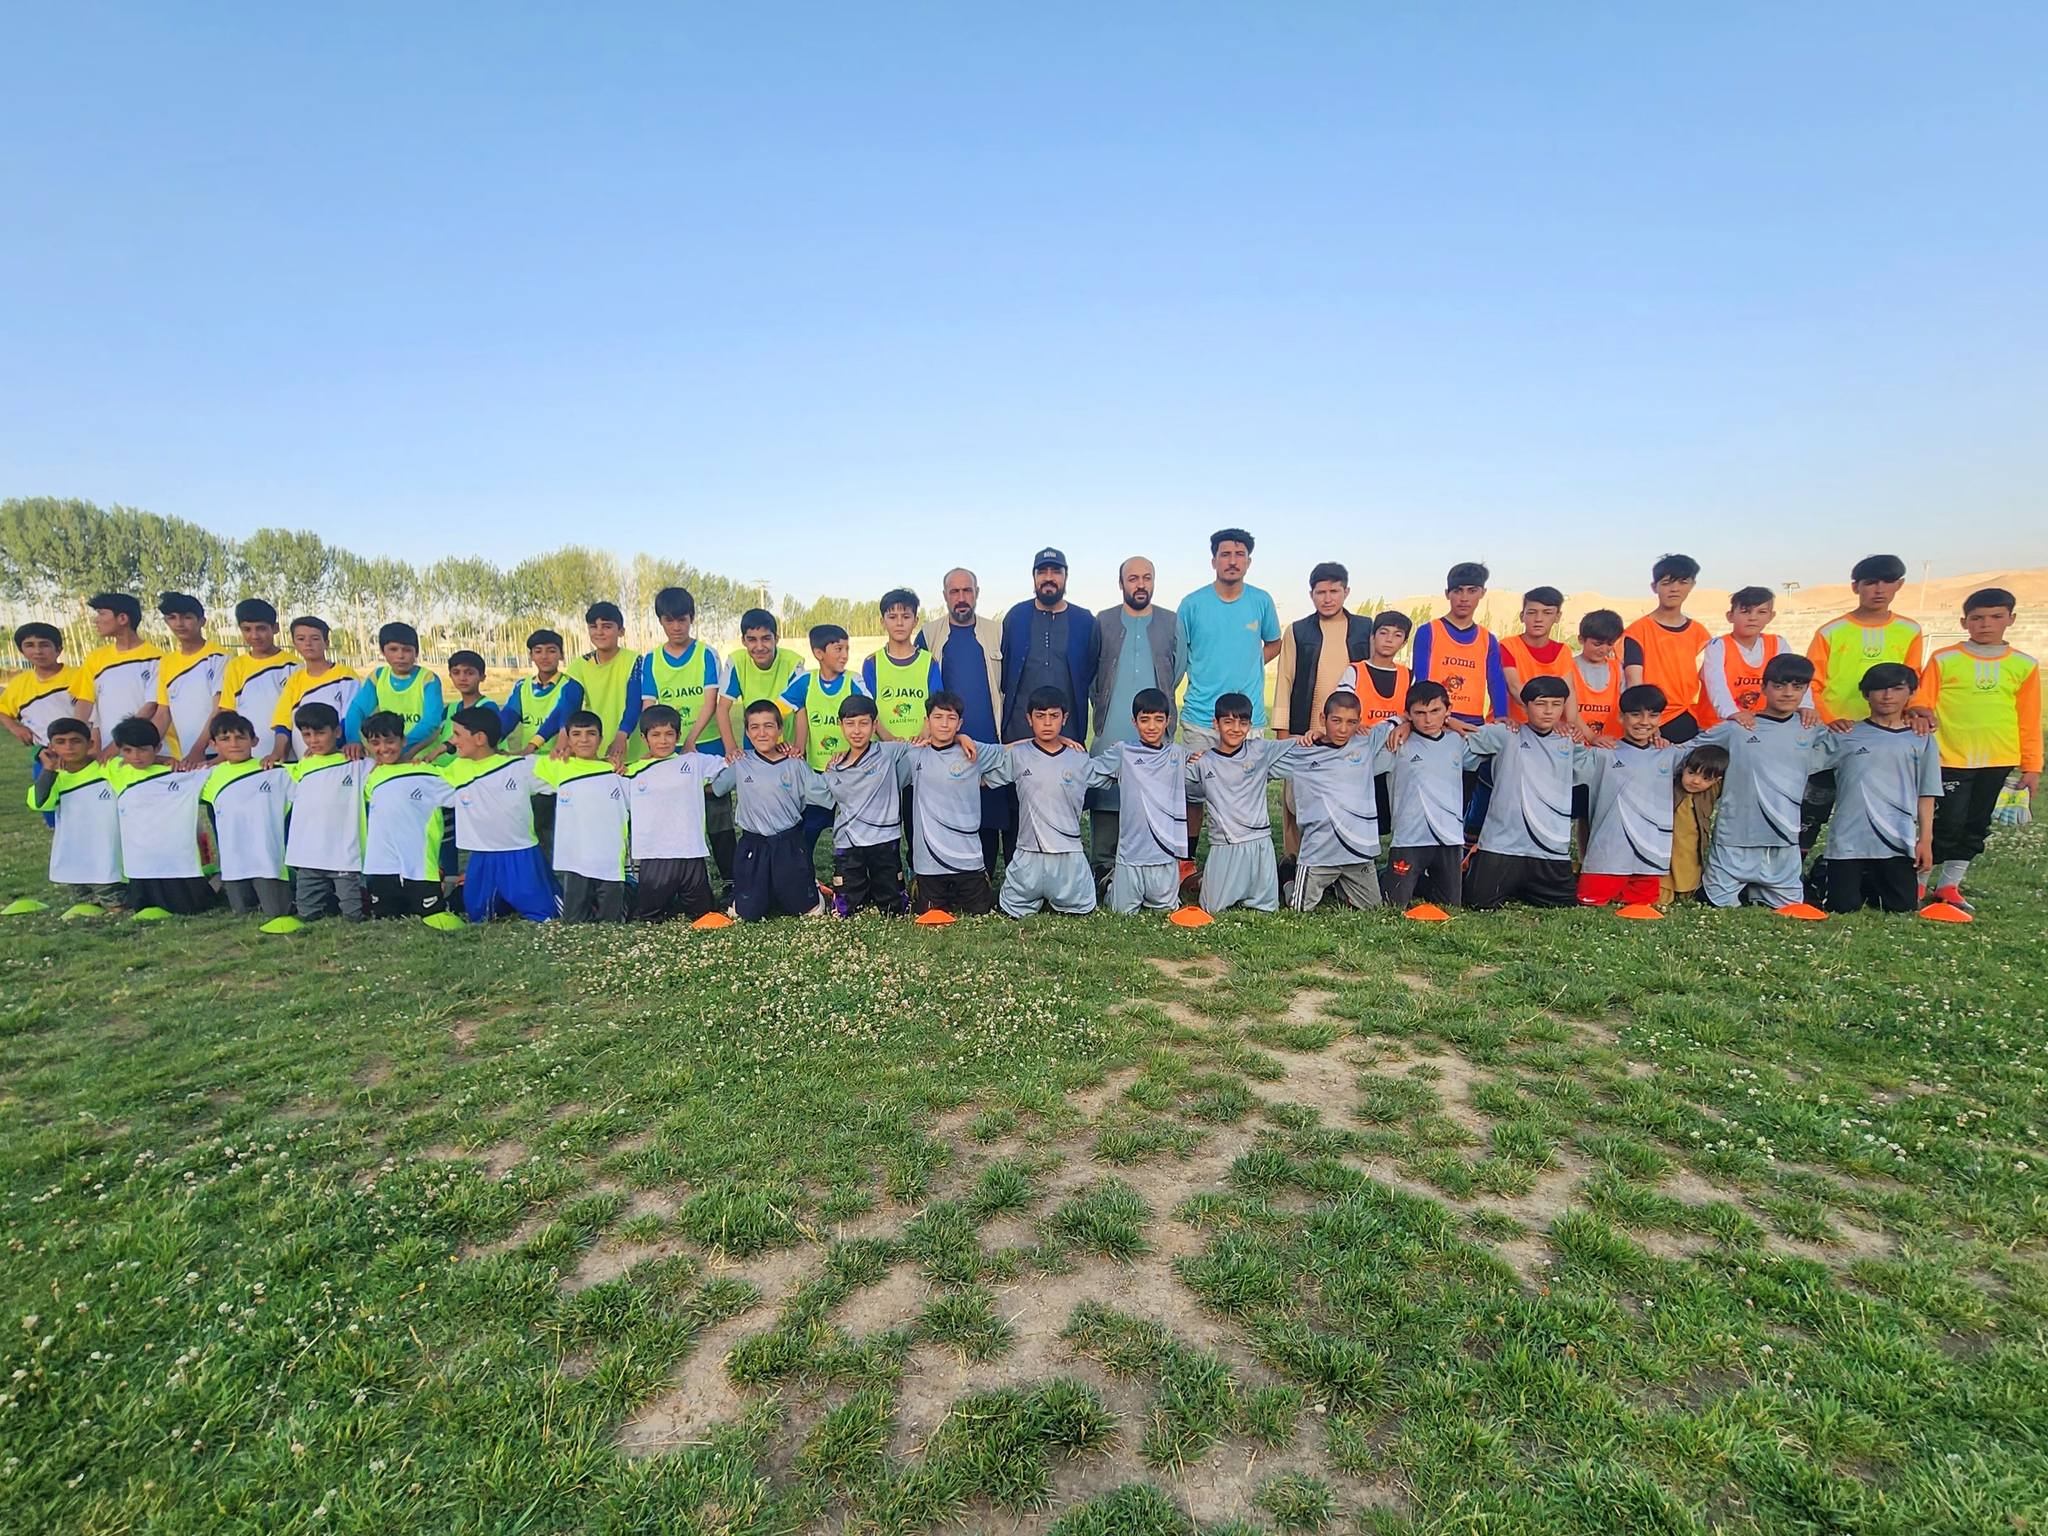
2, 742, 2046, 1533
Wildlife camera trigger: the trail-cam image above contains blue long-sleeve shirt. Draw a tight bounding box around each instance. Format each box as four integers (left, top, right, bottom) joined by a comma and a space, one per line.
532, 678, 642, 744
343, 669, 445, 754
1409, 619, 1508, 723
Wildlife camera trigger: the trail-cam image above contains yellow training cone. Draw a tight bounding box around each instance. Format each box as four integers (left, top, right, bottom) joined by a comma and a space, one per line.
913, 909, 956, 926
1918, 901, 1973, 923
1403, 903, 1451, 922
1616, 903, 1663, 921
691, 911, 735, 929
1168, 906, 1213, 927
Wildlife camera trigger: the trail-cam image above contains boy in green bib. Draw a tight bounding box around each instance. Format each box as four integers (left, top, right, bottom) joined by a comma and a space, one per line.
716, 607, 805, 757
860, 589, 942, 743
344, 622, 444, 762
783, 623, 869, 864
532, 601, 642, 766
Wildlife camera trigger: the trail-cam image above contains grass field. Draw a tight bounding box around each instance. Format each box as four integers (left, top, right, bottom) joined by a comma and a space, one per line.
2, 743, 2045, 1535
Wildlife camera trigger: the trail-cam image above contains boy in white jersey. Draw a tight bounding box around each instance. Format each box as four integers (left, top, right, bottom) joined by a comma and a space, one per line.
442, 706, 560, 923
266, 617, 359, 766
1576, 685, 1684, 909
285, 703, 367, 923
200, 713, 292, 923
21, 719, 124, 917
71, 592, 162, 760
1188, 691, 1294, 914
1816, 663, 1941, 914
997, 687, 1095, 918
1695, 654, 1832, 910
1089, 688, 1189, 915
1281, 690, 1398, 912
156, 592, 228, 769
823, 695, 911, 915
3, 622, 78, 754
909, 690, 1009, 917
1464, 677, 1594, 910
1381, 681, 1469, 910
619, 705, 733, 922
730, 699, 833, 919
214, 600, 296, 764
359, 711, 458, 926
104, 716, 215, 918
533, 710, 632, 922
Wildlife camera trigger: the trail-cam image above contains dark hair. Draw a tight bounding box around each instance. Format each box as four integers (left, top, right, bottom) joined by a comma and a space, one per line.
209, 711, 256, 740
1522, 586, 1564, 609
452, 705, 504, 746
809, 624, 849, 651
1132, 687, 1172, 718
1618, 684, 1666, 715
1371, 610, 1413, 638
1213, 691, 1255, 721
295, 702, 342, 733
653, 586, 696, 622
88, 592, 142, 627
1445, 562, 1489, 591
234, 598, 278, 625
360, 710, 406, 741
525, 628, 563, 651
12, 621, 61, 652
1859, 662, 1918, 696
1963, 587, 2016, 615
1761, 654, 1816, 687
838, 693, 878, 721
925, 689, 965, 718
1577, 608, 1624, 643
1322, 690, 1363, 717
640, 704, 681, 734
447, 650, 485, 674
111, 717, 161, 750
1405, 680, 1450, 710
742, 698, 782, 723
1210, 528, 1255, 556
46, 717, 90, 742
377, 621, 419, 650
1520, 675, 1570, 704
879, 587, 919, 615
1308, 561, 1348, 588
584, 601, 625, 626
1680, 743, 1729, 782
1025, 686, 1069, 715
1729, 585, 1775, 611
1651, 554, 1701, 583
565, 710, 603, 733
290, 615, 330, 638
739, 607, 778, 637
1850, 554, 1907, 584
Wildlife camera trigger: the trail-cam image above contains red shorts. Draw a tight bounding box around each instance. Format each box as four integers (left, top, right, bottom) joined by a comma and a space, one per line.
1577, 873, 1661, 906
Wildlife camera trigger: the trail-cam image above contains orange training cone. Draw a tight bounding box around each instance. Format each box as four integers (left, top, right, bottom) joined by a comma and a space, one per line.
1616, 903, 1663, 921
1773, 901, 1827, 921
691, 911, 734, 929
914, 909, 956, 926
1403, 903, 1451, 922
1168, 906, 1214, 927
1918, 901, 1974, 924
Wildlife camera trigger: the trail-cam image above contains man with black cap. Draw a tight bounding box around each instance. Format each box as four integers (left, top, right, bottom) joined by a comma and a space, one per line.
998, 549, 1100, 859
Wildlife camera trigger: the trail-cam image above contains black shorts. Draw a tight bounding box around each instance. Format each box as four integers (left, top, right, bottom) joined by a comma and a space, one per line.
913, 869, 995, 917
368, 873, 445, 919
1821, 856, 1917, 914
129, 875, 218, 915
1465, 850, 1576, 910
634, 857, 717, 921
833, 841, 905, 915
1383, 844, 1463, 907
734, 827, 821, 919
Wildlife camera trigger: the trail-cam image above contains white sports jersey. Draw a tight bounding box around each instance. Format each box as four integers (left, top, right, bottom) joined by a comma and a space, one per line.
1822, 723, 1942, 861
201, 761, 290, 881
537, 758, 630, 879
160, 649, 228, 759
443, 754, 553, 852
81, 649, 160, 734
824, 739, 911, 851
361, 763, 455, 880
31, 766, 122, 885
223, 656, 296, 745
1579, 741, 1683, 877
278, 672, 361, 758
1278, 725, 1394, 865
910, 742, 1012, 875
1466, 724, 1589, 859
106, 763, 209, 878
284, 755, 366, 871
1009, 742, 1092, 856
1190, 740, 1295, 845
1697, 715, 1830, 847
1385, 728, 1467, 847
1088, 740, 1189, 866
620, 753, 731, 860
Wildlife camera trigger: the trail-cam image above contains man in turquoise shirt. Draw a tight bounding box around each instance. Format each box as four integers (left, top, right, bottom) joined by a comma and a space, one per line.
1176, 528, 1282, 848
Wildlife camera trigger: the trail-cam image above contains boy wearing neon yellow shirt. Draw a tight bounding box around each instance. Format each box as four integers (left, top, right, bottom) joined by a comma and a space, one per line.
529, 602, 640, 767
1911, 587, 2040, 911
499, 628, 568, 754
343, 622, 445, 762
862, 589, 943, 743
784, 623, 869, 863
716, 607, 805, 752
1801, 554, 1925, 855
155, 592, 229, 769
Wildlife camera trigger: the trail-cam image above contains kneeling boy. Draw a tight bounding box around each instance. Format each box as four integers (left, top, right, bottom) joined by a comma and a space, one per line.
1819, 662, 1941, 913
1576, 685, 1685, 908
105, 717, 216, 916
1464, 677, 1592, 909
999, 687, 1095, 917
1089, 689, 1189, 914
1279, 691, 1395, 911
201, 712, 292, 920
361, 710, 455, 921
619, 705, 730, 921
1189, 691, 1294, 914
286, 703, 366, 922
731, 698, 832, 919
536, 709, 633, 922
27, 718, 124, 916
442, 706, 559, 922
1695, 655, 1831, 908
1381, 682, 1468, 909
823, 696, 910, 915
908, 690, 1009, 917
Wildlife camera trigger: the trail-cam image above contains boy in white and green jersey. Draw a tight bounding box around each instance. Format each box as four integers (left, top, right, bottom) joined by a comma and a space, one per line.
286, 703, 367, 923
441, 706, 560, 923
360, 712, 456, 923
155, 592, 228, 769
22, 718, 124, 916
535, 710, 633, 923
621, 705, 734, 922
343, 622, 444, 760
104, 716, 215, 917
199, 712, 291, 921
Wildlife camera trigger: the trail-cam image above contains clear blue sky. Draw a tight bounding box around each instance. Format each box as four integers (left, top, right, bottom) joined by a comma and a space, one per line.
7, 2, 2044, 613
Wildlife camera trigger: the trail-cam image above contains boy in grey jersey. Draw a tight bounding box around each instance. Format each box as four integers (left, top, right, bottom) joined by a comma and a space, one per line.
729, 699, 833, 920
999, 687, 1097, 917
1188, 691, 1295, 913
1464, 676, 1594, 909
1576, 685, 1685, 908
1089, 688, 1189, 914
1695, 654, 1832, 908
823, 694, 911, 915
1382, 680, 1468, 908
1282, 691, 1396, 911
1817, 663, 1941, 913
910, 690, 1011, 916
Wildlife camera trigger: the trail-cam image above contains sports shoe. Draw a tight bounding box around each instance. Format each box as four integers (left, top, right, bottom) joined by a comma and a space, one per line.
1932, 885, 1975, 915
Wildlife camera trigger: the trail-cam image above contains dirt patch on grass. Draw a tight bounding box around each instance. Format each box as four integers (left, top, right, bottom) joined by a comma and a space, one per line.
452, 1018, 484, 1048
1146, 955, 1229, 985
426, 1138, 526, 1179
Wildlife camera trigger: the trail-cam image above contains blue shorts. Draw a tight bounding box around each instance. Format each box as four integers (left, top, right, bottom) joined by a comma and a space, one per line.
463, 845, 559, 923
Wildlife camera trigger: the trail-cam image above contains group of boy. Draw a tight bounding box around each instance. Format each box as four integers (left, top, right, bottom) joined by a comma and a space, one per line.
5, 553, 2037, 927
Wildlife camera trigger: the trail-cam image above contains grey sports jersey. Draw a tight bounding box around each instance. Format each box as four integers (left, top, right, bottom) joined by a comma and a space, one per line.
1089, 741, 1189, 865
910, 742, 1012, 875
1386, 728, 1467, 847
730, 748, 831, 836
1697, 715, 1830, 847
1466, 724, 1587, 859
1822, 722, 1941, 861
1010, 742, 1092, 856
1190, 739, 1295, 845
1580, 741, 1683, 877
1278, 723, 1395, 865
825, 739, 911, 851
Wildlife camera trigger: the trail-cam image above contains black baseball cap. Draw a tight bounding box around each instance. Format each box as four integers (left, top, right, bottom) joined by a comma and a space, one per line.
1032, 548, 1068, 570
